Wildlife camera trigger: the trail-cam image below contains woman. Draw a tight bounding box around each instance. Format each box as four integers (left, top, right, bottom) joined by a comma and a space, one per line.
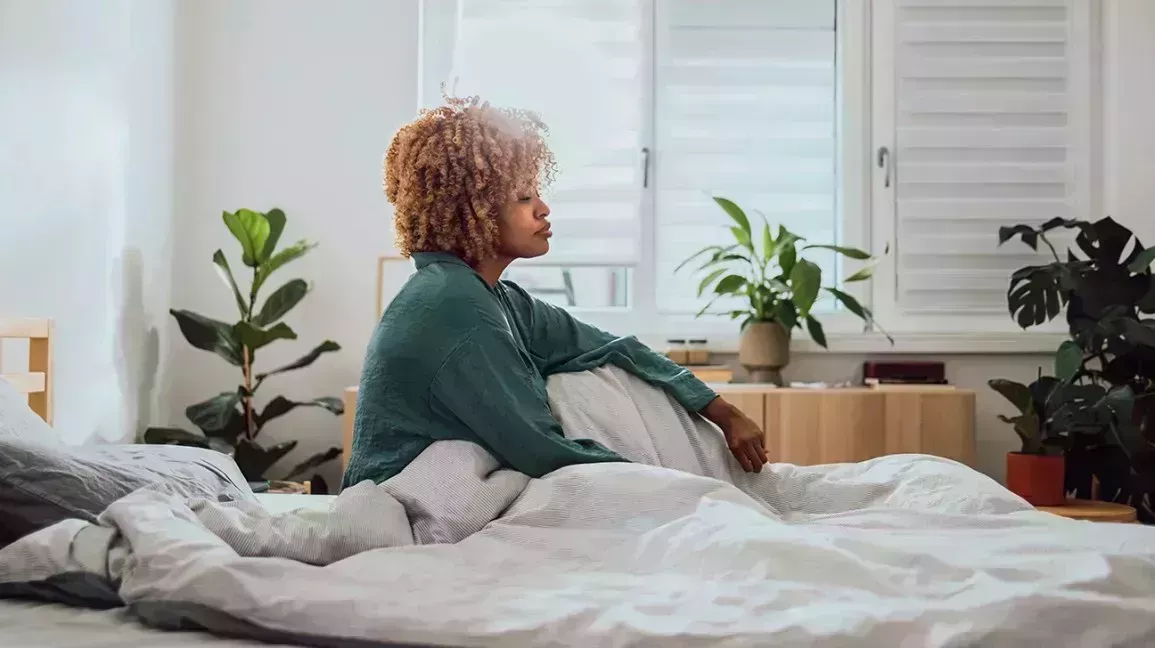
341, 95, 768, 488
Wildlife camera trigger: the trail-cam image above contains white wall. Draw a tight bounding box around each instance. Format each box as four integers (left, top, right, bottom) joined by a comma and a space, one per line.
0, 0, 174, 444
168, 0, 418, 486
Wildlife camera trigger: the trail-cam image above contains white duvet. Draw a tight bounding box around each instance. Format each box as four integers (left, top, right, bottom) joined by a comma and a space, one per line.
3, 367, 1155, 647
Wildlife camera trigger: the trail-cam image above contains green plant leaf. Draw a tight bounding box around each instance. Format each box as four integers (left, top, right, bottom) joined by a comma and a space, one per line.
714, 274, 747, 295
676, 245, 724, 273
1128, 247, 1155, 274
778, 240, 798, 277
825, 287, 867, 321
1007, 264, 1066, 329
998, 224, 1039, 250
253, 279, 309, 327
255, 340, 341, 382
1122, 318, 1155, 347
1054, 340, 1083, 382
143, 427, 209, 448
802, 244, 872, 260
212, 250, 249, 318
234, 321, 298, 353
223, 209, 271, 267
697, 268, 728, 297
789, 259, 822, 317
844, 261, 878, 283
988, 378, 1034, 415
254, 240, 317, 294
730, 226, 752, 250
761, 223, 774, 262
998, 412, 1043, 454
186, 391, 242, 434
282, 447, 342, 482
261, 208, 287, 262
170, 309, 243, 366
234, 438, 298, 481
805, 315, 828, 348
257, 395, 344, 429
774, 300, 799, 330
713, 197, 750, 236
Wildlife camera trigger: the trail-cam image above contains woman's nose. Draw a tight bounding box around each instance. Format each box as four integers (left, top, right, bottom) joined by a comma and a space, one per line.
536, 197, 550, 218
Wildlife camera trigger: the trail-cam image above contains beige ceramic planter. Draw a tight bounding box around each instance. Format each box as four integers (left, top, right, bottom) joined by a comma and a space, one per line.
738, 321, 791, 385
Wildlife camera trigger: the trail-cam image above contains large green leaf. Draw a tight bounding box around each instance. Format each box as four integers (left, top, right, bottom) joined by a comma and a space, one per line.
223, 209, 271, 268
1054, 340, 1084, 382
253, 279, 309, 327
1122, 319, 1155, 347
778, 240, 798, 277
234, 321, 297, 353
254, 240, 317, 293
802, 244, 872, 260
761, 223, 774, 262
1007, 264, 1066, 329
282, 447, 342, 482
255, 340, 341, 382
714, 274, 747, 295
212, 250, 249, 318
789, 259, 821, 317
774, 300, 799, 330
170, 309, 243, 366
260, 208, 287, 262
988, 378, 1033, 415
713, 197, 750, 235
998, 413, 1043, 454
1128, 247, 1155, 274
186, 391, 242, 434
805, 315, 828, 348
998, 224, 1039, 250
696, 268, 728, 297
143, 426, 209, 448
234, 439, 298, 481
257, 395, 344, 429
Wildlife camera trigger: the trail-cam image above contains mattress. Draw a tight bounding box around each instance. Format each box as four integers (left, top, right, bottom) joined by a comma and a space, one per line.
2, 493, 337, 647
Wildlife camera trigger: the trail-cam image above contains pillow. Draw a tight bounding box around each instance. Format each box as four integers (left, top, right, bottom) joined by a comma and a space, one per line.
0, 440, 256, 546
0, 377, 60, 446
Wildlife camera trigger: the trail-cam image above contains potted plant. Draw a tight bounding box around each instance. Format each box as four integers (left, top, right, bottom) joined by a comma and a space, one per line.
997, 216, 1155, 521
677, 197, 891, 384
144, 208, 345, 491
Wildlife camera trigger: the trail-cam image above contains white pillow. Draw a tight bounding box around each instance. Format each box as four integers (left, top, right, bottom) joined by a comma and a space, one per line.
0, 377, 61, 446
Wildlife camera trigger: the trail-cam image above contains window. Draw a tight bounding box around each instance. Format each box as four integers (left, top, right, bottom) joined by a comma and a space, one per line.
416, 0, 1094, 349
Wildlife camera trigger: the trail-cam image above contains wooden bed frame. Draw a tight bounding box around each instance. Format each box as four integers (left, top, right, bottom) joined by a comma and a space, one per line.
0, 318, 53, 424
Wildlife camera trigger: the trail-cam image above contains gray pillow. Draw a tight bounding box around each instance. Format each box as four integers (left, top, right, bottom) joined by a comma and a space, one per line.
0, 441, 256, 546
0, 377, 60, 446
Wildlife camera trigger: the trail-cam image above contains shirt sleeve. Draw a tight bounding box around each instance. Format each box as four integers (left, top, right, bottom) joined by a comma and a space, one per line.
506, 284, 718, 413
429, 326, 626, 479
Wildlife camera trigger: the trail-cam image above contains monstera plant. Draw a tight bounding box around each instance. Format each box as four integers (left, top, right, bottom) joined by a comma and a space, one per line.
145, 208, 344, 485
996, 216, 1155, 520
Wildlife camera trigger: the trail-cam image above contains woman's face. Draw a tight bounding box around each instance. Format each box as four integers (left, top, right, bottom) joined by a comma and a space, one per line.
496, 188, 552, 260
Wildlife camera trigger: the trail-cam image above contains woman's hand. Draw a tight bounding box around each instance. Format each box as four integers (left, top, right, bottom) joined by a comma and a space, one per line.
701, 397, 769, 472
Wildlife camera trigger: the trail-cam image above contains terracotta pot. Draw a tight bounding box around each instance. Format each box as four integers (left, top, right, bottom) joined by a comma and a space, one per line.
739, 321, 790, 386
1006, 452, 1066, 506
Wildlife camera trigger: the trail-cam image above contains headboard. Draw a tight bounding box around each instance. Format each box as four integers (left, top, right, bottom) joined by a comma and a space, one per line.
0, 318, 54, 424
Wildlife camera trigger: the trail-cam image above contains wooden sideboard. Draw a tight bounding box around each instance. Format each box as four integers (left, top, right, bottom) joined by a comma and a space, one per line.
342, 383, 975, 470
714, 384, 975, 467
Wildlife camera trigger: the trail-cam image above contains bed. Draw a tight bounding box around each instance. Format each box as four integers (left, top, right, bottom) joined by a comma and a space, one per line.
3, 318, 1155, 647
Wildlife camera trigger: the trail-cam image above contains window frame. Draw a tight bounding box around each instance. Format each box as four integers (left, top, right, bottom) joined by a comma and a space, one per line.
572, 0, 872, 349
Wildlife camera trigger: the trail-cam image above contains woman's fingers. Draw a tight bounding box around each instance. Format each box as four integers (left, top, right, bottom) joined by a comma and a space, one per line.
744, 443, 764, 472
731, 444, 753, 472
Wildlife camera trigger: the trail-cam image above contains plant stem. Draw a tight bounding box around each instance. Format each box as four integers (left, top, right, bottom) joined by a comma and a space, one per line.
243, 345, 255, 440
1039, 233, 1062, 263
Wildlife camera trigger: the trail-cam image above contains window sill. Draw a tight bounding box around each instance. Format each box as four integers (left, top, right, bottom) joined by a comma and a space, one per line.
641, 332, 1067, 356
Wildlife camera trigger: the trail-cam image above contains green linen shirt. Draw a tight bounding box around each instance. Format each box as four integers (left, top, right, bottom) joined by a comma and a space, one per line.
341, 252, 718, 487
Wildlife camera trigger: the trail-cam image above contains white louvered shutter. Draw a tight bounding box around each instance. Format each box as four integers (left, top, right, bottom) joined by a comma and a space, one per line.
419, 0, 644, 308
653, 0, 839, 315
889, 0, 1088, 314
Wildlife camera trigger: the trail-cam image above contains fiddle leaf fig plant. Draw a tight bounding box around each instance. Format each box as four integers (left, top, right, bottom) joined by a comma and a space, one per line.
144, 208, 344, 484
677, 196, 892, 347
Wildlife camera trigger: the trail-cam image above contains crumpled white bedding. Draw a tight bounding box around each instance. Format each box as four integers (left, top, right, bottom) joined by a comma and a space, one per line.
2, 366, 1155, 647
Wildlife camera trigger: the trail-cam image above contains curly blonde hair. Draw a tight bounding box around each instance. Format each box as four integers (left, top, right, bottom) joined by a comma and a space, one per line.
383, 95, 557, 264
